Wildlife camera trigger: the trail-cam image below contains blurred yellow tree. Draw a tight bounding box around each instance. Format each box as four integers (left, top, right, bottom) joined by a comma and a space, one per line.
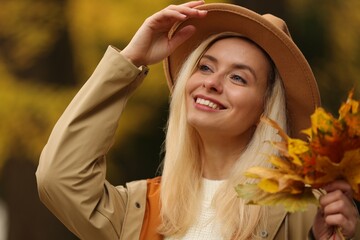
0, 0, 227, 178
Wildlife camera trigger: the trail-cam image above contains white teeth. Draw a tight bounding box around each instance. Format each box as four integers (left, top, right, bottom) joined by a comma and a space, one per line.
196, 98, 219, 109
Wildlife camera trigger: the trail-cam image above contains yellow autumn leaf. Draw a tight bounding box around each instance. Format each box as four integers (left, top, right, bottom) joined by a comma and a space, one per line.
261, 117, 289, 140
245, 167, 283, 180
268, 155, 292, 172
268, 189, 319, 213
310, 108, 339, 136
235, 184, 318, 212
262, 117, 310, 166
288, 138, 309, 166
245, 165, 306, 194
339, 90, 359, 119
258, 179, 279, 193
288, 138, 309, 154
268, 141, 289, 156
235, 183, 263, 202
279, 175, 305, 194
301, 127, 312, 139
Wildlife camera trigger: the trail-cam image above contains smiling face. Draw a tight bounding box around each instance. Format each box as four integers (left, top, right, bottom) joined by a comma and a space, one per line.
186, 37, 272, 145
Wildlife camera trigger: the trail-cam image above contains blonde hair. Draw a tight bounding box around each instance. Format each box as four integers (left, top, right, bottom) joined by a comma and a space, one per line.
160, 33, 287, 239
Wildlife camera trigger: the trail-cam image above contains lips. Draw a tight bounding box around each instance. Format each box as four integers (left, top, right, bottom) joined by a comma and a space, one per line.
195, 96, 226, 110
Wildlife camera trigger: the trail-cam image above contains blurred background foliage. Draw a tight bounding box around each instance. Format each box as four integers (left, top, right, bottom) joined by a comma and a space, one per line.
0, 0, 359, 239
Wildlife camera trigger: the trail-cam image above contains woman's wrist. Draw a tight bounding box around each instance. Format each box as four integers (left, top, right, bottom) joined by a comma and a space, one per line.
120, 47, 144, 67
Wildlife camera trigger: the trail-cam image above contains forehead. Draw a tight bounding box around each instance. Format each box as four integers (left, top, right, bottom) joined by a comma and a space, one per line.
206, 37, 267, 58
202, 37, 272, 72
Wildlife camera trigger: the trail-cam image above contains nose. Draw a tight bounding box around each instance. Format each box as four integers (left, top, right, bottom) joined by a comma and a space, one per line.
203, 74, 223, 93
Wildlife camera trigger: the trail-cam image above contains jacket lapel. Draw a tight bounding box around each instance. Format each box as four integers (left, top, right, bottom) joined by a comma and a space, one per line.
140, 177, 163, 240
266, 205, 287, 239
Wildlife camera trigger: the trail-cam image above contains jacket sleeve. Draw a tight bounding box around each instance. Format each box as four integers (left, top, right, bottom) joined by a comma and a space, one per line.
36, 46, 149, 240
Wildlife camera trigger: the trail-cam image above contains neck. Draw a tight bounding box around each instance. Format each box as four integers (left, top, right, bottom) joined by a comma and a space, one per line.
199, 132, 250, 180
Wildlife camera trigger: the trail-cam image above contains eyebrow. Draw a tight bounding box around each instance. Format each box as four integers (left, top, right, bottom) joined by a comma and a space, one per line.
201, 54, 257, 81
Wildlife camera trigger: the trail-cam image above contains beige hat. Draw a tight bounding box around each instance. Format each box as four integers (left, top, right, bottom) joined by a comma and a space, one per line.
163, 3, 321, 139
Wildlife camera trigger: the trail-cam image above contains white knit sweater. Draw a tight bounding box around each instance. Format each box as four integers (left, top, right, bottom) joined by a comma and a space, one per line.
165, 178, 225, 240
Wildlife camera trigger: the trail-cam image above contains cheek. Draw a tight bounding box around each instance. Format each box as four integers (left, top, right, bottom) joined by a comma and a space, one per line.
245, 84, 267, 117
233, 95, 264, 121
185, 80, 192, 95
185, 75, 203, 96
185, 79, 196, 108
252, 98, 265, 120
185, 75, 194, 93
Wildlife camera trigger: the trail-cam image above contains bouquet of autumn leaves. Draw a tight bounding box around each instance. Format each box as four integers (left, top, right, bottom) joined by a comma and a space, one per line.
236, 91, 360, 212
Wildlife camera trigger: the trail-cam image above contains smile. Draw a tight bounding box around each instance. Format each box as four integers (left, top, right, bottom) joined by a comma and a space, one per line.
195, 97, 222, 110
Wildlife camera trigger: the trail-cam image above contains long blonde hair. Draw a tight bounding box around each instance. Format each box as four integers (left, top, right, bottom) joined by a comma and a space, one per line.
160, 33, 287, 239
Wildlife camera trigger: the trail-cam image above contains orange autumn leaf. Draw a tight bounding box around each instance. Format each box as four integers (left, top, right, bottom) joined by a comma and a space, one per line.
313, 149, 360, 200
339, 91, 360, 140
344, 114, 360, 137
339, 89, 359, 118
308, 108, 345, 163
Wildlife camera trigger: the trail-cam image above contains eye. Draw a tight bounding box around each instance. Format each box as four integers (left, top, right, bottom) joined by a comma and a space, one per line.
230, 74, 247, 85
198, 64, 212, 73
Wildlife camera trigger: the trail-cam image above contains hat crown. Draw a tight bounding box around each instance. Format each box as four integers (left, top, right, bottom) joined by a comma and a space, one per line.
164, 3, 320, 139
262, 14, 292, 38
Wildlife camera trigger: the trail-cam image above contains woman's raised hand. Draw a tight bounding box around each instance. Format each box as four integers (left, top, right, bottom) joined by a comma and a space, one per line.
312, 180, 359, 240
121, 1, 207, 67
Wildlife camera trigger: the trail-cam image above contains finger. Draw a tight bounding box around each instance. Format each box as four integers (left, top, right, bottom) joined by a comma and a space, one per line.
323, 180, 353, 198
180, 0, 205, 8
150, 7, 206, 29
166, 4, 207, 19
322, 200, 350, 218
320, 190, 347, 207
325, 213, 347, 226
324, 212, 357, 239
325, 213, 356, 228
325, 215, 356, 239
320, 197, 358, 238
321, 193, 357, 218
320, 191, 357, 218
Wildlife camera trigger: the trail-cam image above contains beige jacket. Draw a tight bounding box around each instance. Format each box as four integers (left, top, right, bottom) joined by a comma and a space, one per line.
36, 46, 358, 240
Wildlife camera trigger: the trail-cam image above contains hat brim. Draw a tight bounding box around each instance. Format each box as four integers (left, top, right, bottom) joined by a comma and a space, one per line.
163, 3, 320, 139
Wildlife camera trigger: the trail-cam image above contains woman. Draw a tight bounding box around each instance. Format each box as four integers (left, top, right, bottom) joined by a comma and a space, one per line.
36, 1, 359, 239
